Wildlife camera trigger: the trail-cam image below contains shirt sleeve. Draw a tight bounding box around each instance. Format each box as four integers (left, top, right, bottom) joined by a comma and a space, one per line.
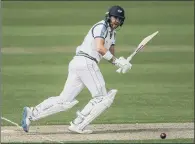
92, 24, 108, 39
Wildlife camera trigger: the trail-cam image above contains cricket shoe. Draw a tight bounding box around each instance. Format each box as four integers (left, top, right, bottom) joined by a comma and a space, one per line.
68, 121, 93, 134
21, 107, 33, 132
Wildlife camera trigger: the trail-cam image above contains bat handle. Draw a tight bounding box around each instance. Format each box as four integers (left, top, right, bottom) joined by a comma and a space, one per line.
116, 68, 122, 73
127, 54, 134, 62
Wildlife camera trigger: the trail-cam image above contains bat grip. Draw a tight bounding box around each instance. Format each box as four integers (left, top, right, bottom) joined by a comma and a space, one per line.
116, 68, 122, 73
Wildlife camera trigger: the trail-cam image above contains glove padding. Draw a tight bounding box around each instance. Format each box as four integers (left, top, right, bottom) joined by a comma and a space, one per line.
114, 57, 132, 74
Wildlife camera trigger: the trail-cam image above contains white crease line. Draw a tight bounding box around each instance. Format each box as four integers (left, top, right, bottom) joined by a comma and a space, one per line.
1, 117, 21, 128
1, 116, 64, 144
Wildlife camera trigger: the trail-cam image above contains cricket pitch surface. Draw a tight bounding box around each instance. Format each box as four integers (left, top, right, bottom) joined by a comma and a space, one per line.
1, 123, 194, 143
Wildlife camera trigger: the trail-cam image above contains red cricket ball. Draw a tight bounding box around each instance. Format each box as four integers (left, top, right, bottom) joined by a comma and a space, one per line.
160, 133, 166, 139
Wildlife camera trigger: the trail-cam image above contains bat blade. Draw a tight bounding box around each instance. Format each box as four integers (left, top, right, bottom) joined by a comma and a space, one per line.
128, 31, 159, 60
137, 31, 159, 52
116, 31, 159, 73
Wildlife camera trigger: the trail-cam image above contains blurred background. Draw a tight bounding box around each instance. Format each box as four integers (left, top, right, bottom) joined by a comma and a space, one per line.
1, 1, 194, 126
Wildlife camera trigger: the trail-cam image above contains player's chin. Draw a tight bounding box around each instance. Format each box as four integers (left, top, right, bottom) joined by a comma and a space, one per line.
113, 25, 119, 29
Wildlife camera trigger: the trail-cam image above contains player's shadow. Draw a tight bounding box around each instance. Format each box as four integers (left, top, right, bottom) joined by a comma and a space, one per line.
28, 127, 193, 135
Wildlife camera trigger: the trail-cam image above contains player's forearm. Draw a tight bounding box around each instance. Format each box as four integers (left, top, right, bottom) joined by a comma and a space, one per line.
96, 45, 108, 56
108, 46, 116, 64
97, 47, 116, 64
109, 45, 115, 56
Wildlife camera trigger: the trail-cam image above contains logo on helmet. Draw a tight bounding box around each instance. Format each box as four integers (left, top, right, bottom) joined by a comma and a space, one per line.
117, 9, 122, 13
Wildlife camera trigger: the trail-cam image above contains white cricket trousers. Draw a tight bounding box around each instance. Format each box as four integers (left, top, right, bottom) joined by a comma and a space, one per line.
60, 56, 107, 101
31, 56, 107, 120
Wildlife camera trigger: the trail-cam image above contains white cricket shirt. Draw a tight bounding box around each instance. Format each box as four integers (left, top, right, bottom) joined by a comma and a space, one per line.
76, 20, 116, 63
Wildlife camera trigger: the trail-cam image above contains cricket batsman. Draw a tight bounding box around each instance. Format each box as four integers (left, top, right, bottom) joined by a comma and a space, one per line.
21, 5, 132, 134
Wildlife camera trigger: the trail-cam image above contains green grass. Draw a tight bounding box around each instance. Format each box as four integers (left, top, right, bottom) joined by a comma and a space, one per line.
2, 1, 194, 48
2, 49, 194, 125
1, 1, 194, 126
